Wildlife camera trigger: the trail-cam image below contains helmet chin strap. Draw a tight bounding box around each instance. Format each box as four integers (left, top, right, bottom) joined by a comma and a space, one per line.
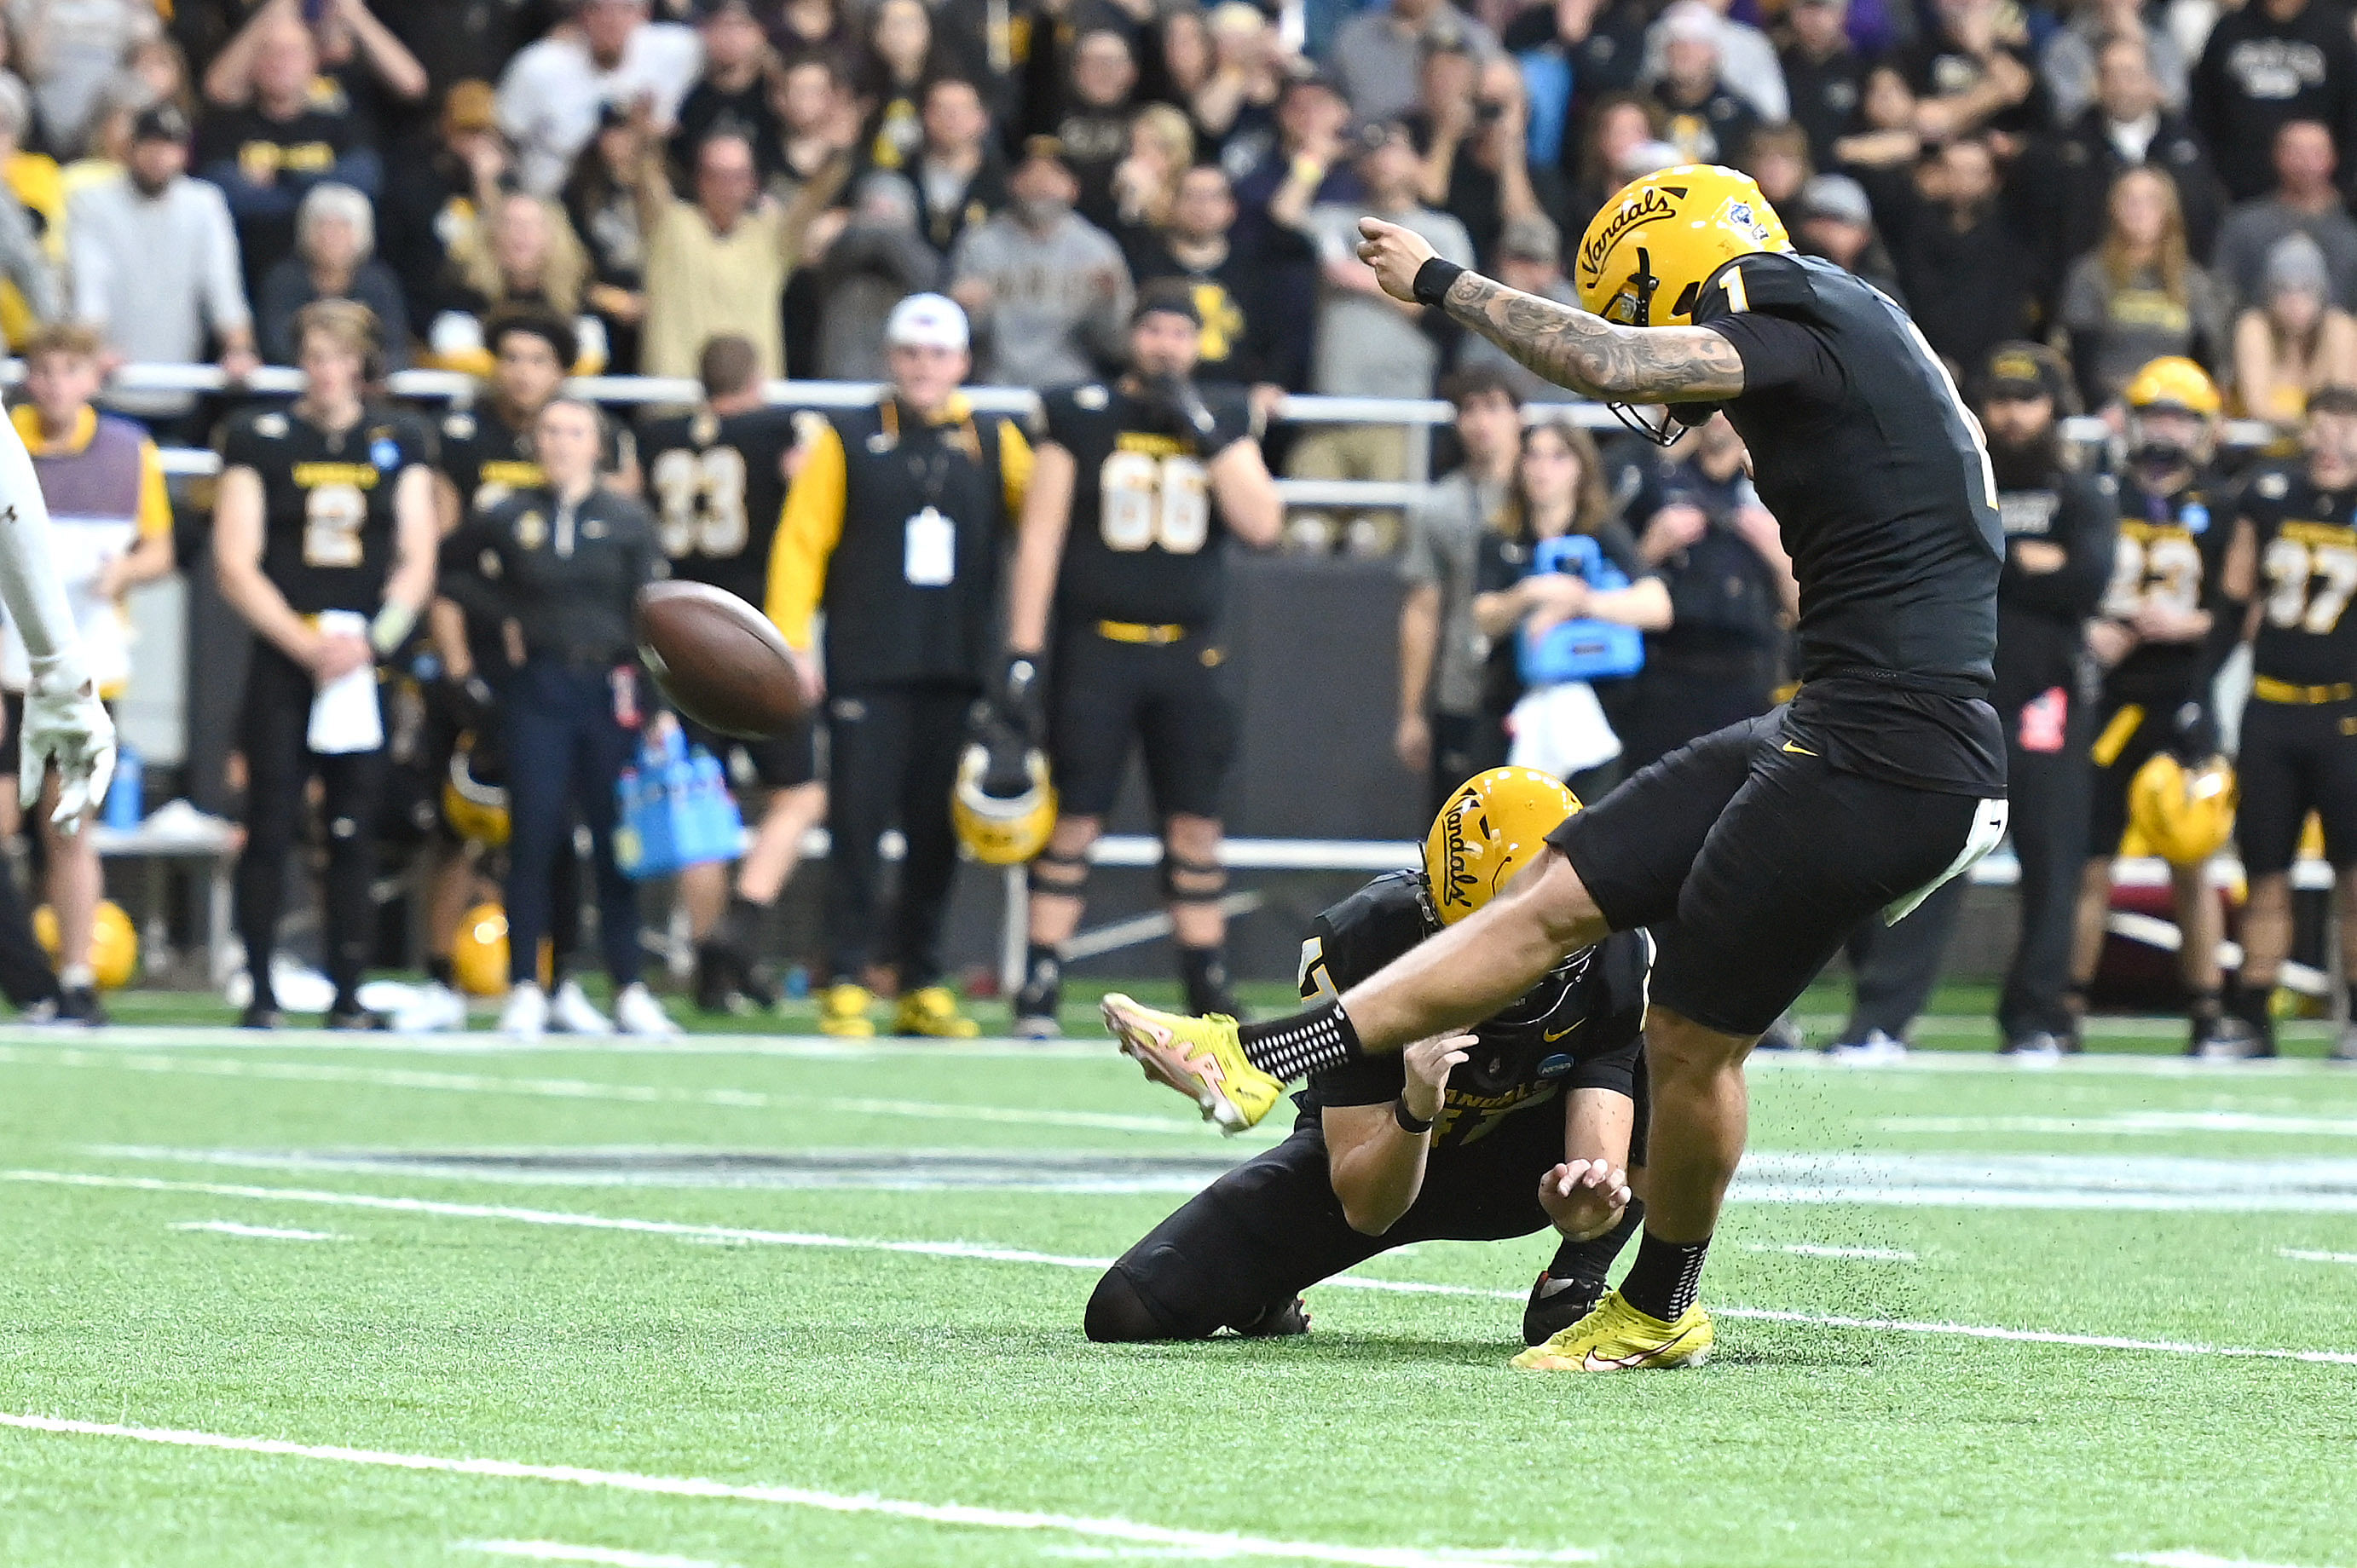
1603, 247, 1690, 446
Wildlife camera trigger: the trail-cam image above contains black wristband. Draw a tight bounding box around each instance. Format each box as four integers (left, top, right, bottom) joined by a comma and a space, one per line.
1392, 1094, 1436, 1135
1412, 257, 1464, 308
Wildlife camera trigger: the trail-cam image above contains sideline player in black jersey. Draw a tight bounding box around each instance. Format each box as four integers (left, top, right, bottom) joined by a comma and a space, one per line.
2067, 359, 2250, 1057
1102, 165, 2012, 1374
1088, 769, 1649, 1346
638, 334, 826, 1014
402, 311, 601, 1035
1002, 281, 1284, 1035
213, 301, 437, 1029
2221, 388, 2357, 1062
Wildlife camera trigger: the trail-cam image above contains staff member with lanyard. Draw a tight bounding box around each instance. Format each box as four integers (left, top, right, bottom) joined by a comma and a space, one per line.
767, 293, 1034, 1039
438, 396, 679, 1041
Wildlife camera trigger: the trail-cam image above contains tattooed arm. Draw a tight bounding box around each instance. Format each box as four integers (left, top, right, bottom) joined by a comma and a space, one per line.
1354, 216, 1746, 402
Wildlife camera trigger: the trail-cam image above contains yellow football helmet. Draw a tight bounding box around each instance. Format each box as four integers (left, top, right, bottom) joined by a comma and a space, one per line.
443, 733, 511, 847
1574, 164, 1792, 331
2124, 357, 2222, 417
1424, 767, 1582, 925
451, 901, 511, 997
32, 899, 137, 990
952, 738, 1057, 866
2129, 752, 2237, 867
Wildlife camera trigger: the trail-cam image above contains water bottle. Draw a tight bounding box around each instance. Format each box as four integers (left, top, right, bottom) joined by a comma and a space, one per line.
102, 744, 142, 828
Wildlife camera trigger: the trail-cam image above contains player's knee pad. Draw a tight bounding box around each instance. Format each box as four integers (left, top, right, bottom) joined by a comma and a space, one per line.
1028, 850, 1089, 899
1083, 1266, 1184, 1342
1161, 851, 1227, 907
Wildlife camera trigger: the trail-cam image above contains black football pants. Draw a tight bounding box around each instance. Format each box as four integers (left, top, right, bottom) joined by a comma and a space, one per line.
235, 645, 387, 1008
1840, 684, 2088, 1042
823, 681, 973, 987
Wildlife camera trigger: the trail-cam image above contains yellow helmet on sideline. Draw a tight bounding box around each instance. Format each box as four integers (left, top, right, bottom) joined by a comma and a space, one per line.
953, 738, 1056, 866
32, 899, 137, 989
1574, 164, 1793, 329
2129, 752, 2237, 867
443, 733, 511, 847
1424, 768, 1582, 925
451, 902, 511, 997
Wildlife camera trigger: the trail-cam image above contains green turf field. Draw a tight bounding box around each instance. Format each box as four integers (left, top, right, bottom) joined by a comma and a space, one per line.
3, 1006, 2354, 1567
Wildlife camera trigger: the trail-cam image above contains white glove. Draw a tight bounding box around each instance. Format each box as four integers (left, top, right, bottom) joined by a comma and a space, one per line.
20, 650, 115, 831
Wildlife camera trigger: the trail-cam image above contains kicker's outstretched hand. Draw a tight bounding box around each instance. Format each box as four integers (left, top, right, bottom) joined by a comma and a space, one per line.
1356, 216, 1439, 305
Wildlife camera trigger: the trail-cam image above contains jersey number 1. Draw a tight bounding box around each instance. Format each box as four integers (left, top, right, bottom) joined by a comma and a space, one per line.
1101, 452, 1210, 554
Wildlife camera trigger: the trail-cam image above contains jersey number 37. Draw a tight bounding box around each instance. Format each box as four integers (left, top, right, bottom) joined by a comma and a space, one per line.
1101, 451, 1210, 554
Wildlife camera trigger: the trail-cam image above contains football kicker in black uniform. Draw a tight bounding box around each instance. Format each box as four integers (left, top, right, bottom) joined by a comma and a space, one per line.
1104, 165, 2011, 1373
213, 300, 438, 1029
637, 334, 825, 1013
2222, 387, 2357, 1063
1001, 280, 1285, 1035
1089, 770, 1649, 1346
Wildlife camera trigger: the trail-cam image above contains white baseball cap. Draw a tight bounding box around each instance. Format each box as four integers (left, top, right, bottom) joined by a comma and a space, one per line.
885, 293, 970, 352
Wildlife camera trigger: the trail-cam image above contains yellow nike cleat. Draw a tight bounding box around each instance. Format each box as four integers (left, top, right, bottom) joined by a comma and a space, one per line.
1510, 1289, 1714, 1372
1099, 993, 1283, 1134
818, 982, 876, 1038
894, 984, 980, 1038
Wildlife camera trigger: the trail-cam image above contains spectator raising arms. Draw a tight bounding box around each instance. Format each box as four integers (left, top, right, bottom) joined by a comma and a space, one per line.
2233, 232, 2357, 433
496, 0, 700, 197
2060, 166, 2226, 410
258, 182, 410, 369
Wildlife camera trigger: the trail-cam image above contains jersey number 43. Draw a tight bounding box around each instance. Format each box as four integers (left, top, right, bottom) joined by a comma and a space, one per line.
1101, 451, 1209, 554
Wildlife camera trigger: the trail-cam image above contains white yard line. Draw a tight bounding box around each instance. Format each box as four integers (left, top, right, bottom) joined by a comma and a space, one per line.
1741, 1243, 1919, 1262
0, 1413, 1592, 1568
0, 1029, 1114, 1061
10, 1169, 2355, 1367
0, 1046, 1210, 1138
1886, 1111, 2357, 1137
167, 1220, 345, 1242
2280, 1248, 2357, 1265
463, 1543, 730, 1567
2121, 1552, 2346, 1568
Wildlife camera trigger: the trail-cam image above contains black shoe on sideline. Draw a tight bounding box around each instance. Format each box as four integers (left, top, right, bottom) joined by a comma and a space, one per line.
240, 1002, 283, 1030
56, 985, 106, 1026
326, 1006, 390, 1031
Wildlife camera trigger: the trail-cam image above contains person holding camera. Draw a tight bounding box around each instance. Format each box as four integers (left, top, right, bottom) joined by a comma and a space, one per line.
1469, 416, 1667, 801
436, 395, 674, 1041
1614, 412, 1797, 774
1003, 282, 1284, 1037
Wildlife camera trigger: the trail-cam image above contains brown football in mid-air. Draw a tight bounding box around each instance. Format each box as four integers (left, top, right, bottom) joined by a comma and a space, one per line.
633, 580, 806, 738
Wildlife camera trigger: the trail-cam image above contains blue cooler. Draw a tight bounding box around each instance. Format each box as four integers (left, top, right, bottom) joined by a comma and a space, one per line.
1517, 533, 1646, 684
615, 729, 743, 879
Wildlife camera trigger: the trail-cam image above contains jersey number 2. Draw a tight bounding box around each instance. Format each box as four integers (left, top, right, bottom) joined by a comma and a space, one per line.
303, 483, 367, 568
1101, 452, 1210, 554
651, 446, 750, 560
2262, 537, 2357, 633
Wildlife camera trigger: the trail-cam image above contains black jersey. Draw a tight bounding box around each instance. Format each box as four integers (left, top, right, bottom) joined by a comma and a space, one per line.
2100, 473, 2236, 704
217, 402, 435, 615
1041, 379, 1256, 627
1690, 250, 2006, 795
438, 402, 546, 518
638, 406, 800, 605
2240, 464, 2357, 689
1294, 872, 1649, 1149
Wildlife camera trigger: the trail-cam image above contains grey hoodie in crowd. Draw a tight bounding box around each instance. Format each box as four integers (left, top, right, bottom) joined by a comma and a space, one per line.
949, 203, 1133, 388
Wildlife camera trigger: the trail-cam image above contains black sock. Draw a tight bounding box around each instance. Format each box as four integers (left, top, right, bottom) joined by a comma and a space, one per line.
1022, 943, 1060, 994
1179, 944, 1230, 1009
2189, 988, 2223, 1029
1618, 1229, 1711, 1322
2344, 981, 2357, 1023
426, 954, 455, 989
2230, 979, 2274, 1036
246, 945, 275, 1009
1545, 1198, 1644, 1310
1238, 1001, 1360, 1081
716, 892, 771, 954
